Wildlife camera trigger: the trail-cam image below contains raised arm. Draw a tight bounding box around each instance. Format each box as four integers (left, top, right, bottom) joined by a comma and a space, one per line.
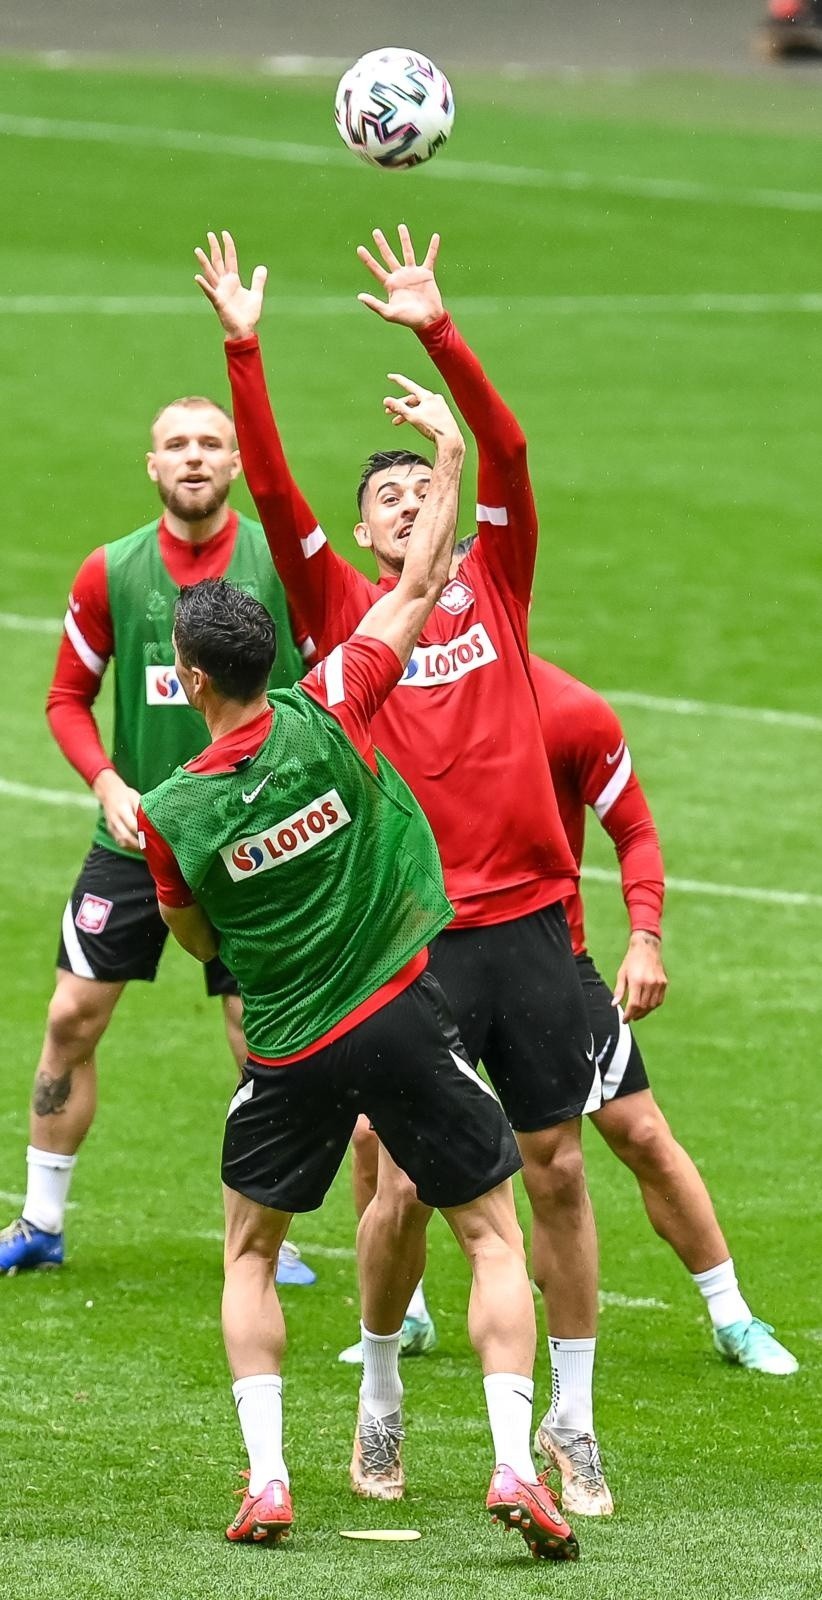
355, 375, 465, 667
195, 230, 359, 650
357, 225, 536, 599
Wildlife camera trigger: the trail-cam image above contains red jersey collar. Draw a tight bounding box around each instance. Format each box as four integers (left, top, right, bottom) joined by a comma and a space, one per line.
185, 705, 274, 775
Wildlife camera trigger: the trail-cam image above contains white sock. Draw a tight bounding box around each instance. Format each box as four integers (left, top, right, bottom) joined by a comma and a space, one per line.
483, 1372, 537, 1482
232, 1373, 288, 1495
692, 1258, 752, 1330
405, 1279, 428, 1322
359, 1324, 403, 1420
23, 1146, 76, 1235
547, 1336, 596, 1437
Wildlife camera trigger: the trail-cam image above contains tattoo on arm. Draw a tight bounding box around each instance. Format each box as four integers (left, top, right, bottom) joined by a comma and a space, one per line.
33, 1071, 73, 1118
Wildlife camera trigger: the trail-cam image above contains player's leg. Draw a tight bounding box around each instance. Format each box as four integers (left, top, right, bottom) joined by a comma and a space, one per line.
433, 908, 611, 1517
206, 959, 316, 1290
349, 1145, 431, 1498
583, 952, 798, 1376
219, 1050, 358, 1543
222, 1186, 293, 1544
364, 973, 578, 1560
1, 845, 165, 1274
338, 1118, 435, 1363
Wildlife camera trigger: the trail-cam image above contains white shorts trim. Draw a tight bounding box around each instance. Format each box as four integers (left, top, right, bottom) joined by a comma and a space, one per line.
61, 899, 96, 980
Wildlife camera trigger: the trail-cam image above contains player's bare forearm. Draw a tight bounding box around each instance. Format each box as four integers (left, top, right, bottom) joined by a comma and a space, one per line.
159, 901, 219, 964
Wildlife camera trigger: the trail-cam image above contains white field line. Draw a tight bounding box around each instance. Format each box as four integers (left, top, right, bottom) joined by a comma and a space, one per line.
0, 773, 818, 908
0, 611, 61, 634
599, 1291, 670, 1311
2, 612, 819, 735
6, 292, 822, 318
604, 689, 822, 733
583, 864, 822, 910
3, 111, 822, 216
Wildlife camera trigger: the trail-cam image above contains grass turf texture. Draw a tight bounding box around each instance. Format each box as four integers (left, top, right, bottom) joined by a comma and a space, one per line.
1, 56, 821, 1600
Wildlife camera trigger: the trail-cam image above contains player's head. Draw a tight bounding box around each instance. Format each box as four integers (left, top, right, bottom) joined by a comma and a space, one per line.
172, 579, 276, 710
354, 449, 433, 578
147, 397, 240, 523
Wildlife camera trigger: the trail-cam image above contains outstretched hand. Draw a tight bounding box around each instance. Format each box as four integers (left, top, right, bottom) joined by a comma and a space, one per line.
358, 224, 444, 331
383, 373, 463, 450
195, 230, 267, 339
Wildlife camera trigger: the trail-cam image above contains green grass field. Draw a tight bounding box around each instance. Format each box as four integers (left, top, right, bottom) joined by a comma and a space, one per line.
1, 55, 821, 1600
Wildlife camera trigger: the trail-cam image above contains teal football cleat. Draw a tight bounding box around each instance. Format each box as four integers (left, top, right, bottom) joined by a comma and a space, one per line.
338, 1310, 437, 1365
0, 1217, 64, 1275
713, 1317, 798, 1376
275, 1241, 316, 1287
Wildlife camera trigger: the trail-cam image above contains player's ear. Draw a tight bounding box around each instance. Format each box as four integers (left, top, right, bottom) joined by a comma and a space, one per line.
228, 449, 242, 482
146, 451, 159, 483
353, 520, 373, 552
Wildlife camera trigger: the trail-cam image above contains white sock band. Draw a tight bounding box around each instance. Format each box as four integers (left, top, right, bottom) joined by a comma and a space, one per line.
547, 1336, 596, 1437
483, 1372, 537, 1482
232, 1373, 288, 1495
359, 1324, 403, 1421
692, 1258, 752, 1331
23, 1145, 76, 1235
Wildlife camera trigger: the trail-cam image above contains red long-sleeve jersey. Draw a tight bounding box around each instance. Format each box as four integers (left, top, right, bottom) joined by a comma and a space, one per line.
45, 512, 309, 787
226, 316, 578, 928
529, 656, 665, 956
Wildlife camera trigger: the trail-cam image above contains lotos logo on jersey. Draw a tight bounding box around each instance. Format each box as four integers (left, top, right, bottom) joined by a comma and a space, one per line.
436, 578, 474, 616
145, 666, 190, 705
221, 789, 352, 883
398, 623, 498, 689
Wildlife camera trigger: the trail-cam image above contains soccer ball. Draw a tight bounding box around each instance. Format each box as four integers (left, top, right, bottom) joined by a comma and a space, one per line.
334, 47, 455, 170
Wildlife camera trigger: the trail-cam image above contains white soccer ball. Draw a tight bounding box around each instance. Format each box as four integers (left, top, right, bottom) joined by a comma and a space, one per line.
334, 47, 455, 170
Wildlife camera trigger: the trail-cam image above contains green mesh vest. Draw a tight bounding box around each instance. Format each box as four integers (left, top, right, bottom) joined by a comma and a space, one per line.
96, 514, 304, 856
140, 691, 453, 1057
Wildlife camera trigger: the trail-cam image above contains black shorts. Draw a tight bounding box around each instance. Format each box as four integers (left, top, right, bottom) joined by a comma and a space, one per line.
574, 953, 650, 1105
428, 902, 599, 1133
221, 969, 522, 1214
57, 844, 238, 996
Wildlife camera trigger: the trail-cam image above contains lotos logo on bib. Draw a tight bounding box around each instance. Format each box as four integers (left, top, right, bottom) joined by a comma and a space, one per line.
145, 666, 189, 705
398, 623, 498, 688
221, 789, 351, 882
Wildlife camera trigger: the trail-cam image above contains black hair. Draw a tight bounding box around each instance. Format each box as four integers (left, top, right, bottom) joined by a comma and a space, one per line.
455, 534, 478, 560
174, 579, 276, 703
356, 449, 432, 514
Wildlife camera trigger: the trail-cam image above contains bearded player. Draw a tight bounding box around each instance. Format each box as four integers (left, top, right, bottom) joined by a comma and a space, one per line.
196, 226, 613, 1515
0, 396, 313, 1287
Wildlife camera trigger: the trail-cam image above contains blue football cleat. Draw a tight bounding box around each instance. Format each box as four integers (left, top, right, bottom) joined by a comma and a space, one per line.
0, 1217, 64, 1275
275, 1240, 316, 1287
713, 1317, 798, 1376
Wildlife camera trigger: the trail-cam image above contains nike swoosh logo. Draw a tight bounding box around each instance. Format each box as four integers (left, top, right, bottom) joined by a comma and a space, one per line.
241, 772, 274, 804
68, 593, 80, 614
585, 1033, 595, 1062
605, 740, 625, 766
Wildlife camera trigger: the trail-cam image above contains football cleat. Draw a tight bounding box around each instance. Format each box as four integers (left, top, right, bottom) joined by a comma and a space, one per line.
349, 1405, 405, 1500
534, 1420, 614, 1517
486, 1465, 579, 1561
226, 1477, 293, 1544
275, 1240, 316, 1287
714, 1317, 799, 1376
338, 1311, 437, 1365
0, 1217, 64, 1276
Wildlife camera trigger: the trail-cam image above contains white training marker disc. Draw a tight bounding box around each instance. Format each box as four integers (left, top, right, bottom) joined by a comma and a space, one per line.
339, 1529, 421, 1542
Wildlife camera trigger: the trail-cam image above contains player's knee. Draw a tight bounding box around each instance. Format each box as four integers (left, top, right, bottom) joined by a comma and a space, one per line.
523, 1132, 587, 1214
45, 984, 107, 1058
610, 1107, 675, 1179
